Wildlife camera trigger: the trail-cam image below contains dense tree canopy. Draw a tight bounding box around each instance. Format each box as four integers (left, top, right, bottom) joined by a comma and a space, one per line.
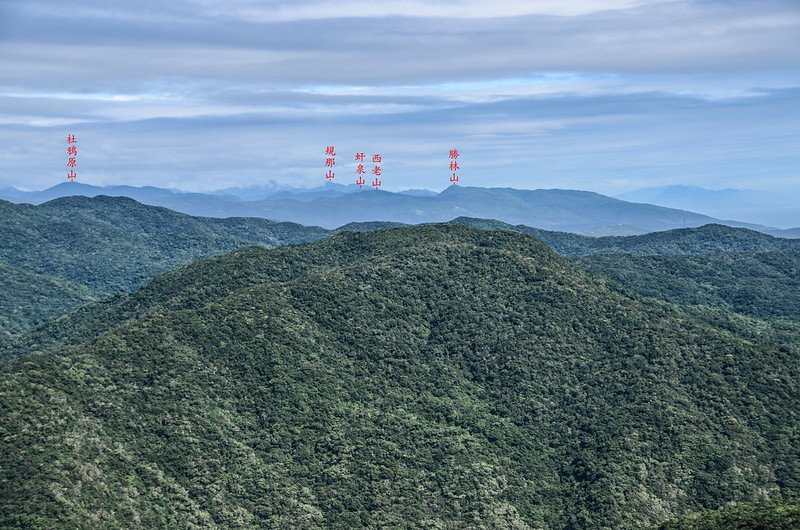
2, 225, 798, 528
3, 197, 798, 335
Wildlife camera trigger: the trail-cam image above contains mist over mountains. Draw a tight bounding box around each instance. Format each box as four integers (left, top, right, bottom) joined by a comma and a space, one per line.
617, 185, 800, 229
2, 182, 797, 237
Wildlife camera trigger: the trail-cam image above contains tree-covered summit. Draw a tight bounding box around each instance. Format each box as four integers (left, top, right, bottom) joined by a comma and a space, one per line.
2, 224, 798, 528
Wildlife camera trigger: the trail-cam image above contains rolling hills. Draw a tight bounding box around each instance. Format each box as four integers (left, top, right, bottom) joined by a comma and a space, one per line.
1, 225, 798, 528
576, 252, 800, 321
3, 197, 799, 336
451, 217, 800, 256
0, 196, 327, 333
455, 218, 800, 321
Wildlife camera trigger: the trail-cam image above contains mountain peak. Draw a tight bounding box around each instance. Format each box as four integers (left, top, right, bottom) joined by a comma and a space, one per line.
3, 220, 798, 528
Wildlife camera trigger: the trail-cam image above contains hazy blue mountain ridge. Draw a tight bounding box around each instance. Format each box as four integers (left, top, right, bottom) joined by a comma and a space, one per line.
3, 183, 795, 236
617, 185, 800, 229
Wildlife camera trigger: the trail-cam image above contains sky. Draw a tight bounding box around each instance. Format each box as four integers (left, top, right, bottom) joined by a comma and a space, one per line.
0, 0, 798, 194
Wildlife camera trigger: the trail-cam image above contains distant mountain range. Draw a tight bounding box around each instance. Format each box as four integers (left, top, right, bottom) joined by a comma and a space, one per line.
2, 182, 797, 237
617, 185, 800, 229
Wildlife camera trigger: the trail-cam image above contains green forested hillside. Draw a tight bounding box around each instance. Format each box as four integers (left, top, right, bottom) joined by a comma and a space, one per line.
0, 262, 96, 334
452, 217, 800, 256
577, 252, 800, 320
0, 196, 328, 291
3, 196, 797, 336
1, 225, 798, 529
455, 217, 800, 320
0, 196, 327, 333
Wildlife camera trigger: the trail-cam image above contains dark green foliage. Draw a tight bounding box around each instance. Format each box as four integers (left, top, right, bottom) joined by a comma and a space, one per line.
451, 217, 800, 257
576, 252, 800, 320
657, 498, 800, 529
1, 225, 798, 528
0, 196, 328, 333
454, 217, 800, 321
3, 196, 797, 336
0, 195, 328, 291
0, 262, 96, 334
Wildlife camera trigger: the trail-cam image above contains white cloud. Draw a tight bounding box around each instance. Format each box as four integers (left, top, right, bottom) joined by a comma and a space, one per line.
0, 0, 798, 195
189, 0, 653, 21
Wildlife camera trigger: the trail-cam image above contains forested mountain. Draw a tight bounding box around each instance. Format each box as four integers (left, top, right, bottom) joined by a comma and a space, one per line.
3, 196, 799, 336
452, 217, 800, 256
0, 196, 327, 291
576, 252, 800, 321
0, 196, 327, 333
0, 261, 95, 335
1, 225, 798, 528
456, 218, 800, 321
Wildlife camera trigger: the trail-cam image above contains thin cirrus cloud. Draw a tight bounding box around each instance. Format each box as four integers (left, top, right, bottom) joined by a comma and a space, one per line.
0, 0, 797, 195
189, 0, 652, 20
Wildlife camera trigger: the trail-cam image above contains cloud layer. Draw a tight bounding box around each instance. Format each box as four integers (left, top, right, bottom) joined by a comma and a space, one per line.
0, 0, 798, 195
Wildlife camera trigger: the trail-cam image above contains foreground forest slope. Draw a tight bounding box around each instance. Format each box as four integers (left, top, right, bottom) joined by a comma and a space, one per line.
1, 225, 798, 529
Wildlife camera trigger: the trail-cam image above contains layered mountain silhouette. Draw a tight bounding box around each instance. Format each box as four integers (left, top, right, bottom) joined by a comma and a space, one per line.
3, 183, 795, 236
3, 196, 799, 335
452, 217, 800, 256
617, 185, 800, 229
0, 196, 326, 334
1, 225, 798, 528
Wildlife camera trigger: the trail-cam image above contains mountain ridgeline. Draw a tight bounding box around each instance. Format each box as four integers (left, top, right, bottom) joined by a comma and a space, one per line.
1, 225, 798, 528
0, 196, 327, 334
4, 182, 796, 236
2, 196, 799, 336
452, 217, 800, 256
453, 218, 800, 321
616, 184, 800, 229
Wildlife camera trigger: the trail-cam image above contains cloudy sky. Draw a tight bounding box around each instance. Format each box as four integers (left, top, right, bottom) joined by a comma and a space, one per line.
0, 0, 798, 193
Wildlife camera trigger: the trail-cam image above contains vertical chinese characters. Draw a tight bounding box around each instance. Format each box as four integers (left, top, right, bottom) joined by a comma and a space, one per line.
67, 134, 78, 181
449, 148, 460, 185
355, 152, 366, 188
372, 153, 382, 190
324, 145, 336, 181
